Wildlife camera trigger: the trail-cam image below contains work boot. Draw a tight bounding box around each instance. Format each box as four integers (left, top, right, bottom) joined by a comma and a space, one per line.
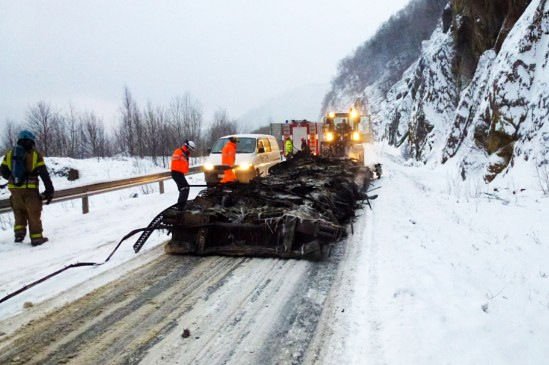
14, 235, 25, 243
31, 237, 48, 246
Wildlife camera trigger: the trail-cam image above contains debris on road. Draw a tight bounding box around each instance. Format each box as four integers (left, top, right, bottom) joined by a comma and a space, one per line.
163, 152, 380, 259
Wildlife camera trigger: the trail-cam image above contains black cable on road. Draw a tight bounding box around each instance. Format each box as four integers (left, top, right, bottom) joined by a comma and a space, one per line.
0, 203, 180, 305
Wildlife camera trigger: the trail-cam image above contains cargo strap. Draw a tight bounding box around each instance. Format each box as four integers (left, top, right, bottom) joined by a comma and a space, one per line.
0, 204, 178, 305
133, 204, 177, 253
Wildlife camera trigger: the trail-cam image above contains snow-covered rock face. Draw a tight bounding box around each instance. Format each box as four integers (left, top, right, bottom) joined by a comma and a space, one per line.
327, 0, 547, 185
448, 0, 548, 181
507, 1, 549, 170
375, 26, 458, 162
441, 50, 497, 180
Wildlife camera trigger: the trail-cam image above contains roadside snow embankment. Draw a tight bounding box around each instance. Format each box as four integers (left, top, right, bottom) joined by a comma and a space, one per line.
0, 157, 205, 322
322, 144, 549, 364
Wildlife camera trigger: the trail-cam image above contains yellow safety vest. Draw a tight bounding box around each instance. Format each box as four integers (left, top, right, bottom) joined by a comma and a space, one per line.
1, 149, 45, 189
285, 139, 293, 155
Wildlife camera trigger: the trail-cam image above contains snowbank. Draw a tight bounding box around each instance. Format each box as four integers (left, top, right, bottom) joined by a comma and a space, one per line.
0, 156, 206, 321
320, 144, 549, 364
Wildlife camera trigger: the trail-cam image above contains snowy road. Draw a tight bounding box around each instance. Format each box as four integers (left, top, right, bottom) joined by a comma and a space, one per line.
0, 241, 345, 364
1, 147, 548, 364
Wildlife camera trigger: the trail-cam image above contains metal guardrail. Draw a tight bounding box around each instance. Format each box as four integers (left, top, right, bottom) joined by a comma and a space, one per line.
0, 166, 202, 214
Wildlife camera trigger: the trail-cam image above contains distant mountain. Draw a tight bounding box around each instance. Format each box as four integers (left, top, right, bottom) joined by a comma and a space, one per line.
238, 83, 329, 130
322, 0, 447, 113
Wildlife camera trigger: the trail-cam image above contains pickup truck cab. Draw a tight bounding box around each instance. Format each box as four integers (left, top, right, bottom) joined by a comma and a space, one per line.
203, 134, 281, 185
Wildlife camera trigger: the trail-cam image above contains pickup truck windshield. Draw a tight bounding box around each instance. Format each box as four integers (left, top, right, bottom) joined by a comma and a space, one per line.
211, 137, 256, 154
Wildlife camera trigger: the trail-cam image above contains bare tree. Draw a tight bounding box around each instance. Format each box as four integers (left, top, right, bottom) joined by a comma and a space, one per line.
1, 119, 19, 153
143, 103, 165, 163
49, 113, 69, 156
80, 112, 108, 157
204, 109, 238, 153
117, 87, 141, 156
168, 94, 203, 144
65, 105, 84, 158
26, 101, 54, 155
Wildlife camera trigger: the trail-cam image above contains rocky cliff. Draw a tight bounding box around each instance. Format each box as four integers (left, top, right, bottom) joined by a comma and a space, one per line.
326, 0, 548, 184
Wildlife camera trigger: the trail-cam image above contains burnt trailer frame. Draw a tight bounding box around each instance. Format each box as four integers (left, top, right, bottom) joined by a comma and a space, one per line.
160, 154, 377, 260
164, 210, 343, 259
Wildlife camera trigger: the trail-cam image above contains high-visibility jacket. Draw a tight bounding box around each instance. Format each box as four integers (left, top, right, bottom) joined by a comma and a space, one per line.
285, 138, 293, 156
171, 145, 190, 174
221, 141, 237, 183
1, 148, 47, 190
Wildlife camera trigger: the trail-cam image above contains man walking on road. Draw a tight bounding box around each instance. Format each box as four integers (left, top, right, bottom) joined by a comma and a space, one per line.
1, 130, 54, 246
171, 140, 196, 210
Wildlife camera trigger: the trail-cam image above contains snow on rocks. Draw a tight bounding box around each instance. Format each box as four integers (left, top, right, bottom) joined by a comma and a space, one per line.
374, 24, 459, 162
361, 0, 548, 189
455, 0, 549, 182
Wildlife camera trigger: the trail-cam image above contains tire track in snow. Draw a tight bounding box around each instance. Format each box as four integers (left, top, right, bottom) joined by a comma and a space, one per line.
364, 185, 384, 364
0, 246, 345, 364
0, 254, 242, 364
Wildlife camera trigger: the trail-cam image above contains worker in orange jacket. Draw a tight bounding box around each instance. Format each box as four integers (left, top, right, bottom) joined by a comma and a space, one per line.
221, 137, 237, 183
171, 140, 196, 209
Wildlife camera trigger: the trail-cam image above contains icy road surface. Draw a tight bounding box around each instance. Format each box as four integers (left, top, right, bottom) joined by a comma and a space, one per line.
0, 248, 344, 364
1, 146, 548, 364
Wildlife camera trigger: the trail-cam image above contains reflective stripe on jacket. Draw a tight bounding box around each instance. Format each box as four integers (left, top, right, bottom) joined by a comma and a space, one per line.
171, 146, 190, 174
1, 149, 45, 189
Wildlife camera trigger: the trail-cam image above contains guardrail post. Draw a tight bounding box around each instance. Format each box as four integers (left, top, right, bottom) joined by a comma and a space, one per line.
82, 195, 89, 214
159, 180, 165, 194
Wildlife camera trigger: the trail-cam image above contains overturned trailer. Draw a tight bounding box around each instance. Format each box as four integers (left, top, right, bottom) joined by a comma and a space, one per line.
153, 153, 379, 260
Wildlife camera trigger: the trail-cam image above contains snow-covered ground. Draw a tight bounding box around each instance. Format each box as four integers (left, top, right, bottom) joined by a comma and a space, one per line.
0, 157, 206, 321
321, 143, 549, 364
1, 146, 548, 363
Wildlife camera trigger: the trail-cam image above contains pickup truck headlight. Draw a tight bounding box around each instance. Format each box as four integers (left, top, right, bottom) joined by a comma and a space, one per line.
203, 163, 214, 171
325, 131, 335, 142
352, 131, 361, 141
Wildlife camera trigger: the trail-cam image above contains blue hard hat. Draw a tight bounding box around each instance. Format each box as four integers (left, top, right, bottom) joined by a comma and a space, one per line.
17, 130, 36, 142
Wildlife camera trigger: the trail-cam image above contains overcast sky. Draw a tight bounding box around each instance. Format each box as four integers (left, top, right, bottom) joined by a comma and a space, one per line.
0, 0, 409, 127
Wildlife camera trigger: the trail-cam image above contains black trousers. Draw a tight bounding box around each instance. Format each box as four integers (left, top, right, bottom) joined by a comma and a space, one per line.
171, 171, 189, 208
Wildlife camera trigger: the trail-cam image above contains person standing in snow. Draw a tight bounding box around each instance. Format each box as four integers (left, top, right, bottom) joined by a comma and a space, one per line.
221, 136, 238, 183
171, 140, 196, 210
1, 130, 54, 246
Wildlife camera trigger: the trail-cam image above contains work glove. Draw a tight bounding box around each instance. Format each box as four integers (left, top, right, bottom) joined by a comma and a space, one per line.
41, 190, 54, 204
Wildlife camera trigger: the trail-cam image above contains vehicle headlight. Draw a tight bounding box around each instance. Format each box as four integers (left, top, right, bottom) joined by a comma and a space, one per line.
325, 132, 335, 142
238, 162, 252, 171
352, 131, 360, 141
203, 163, 214, 171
